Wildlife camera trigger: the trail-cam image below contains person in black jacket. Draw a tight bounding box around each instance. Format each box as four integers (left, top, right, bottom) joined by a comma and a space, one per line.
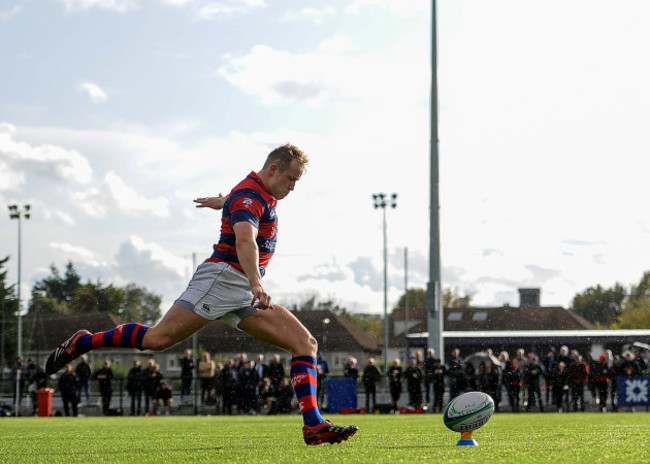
267, 354, 285, 390
431, 358, 447, 413
220, 359, 238, 415
58, 364, 79, 417
92, 361, 114, 415
179, 349, 194, 403
126, 360, 144, 416
524, 356, 544, 412
387, 359, 402, 413
75, 354, 92, 405
362, 357, 382, 412
404, 358, 423, 409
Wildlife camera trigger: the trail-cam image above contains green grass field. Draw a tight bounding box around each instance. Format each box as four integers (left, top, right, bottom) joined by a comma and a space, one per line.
2, 413, 649, 464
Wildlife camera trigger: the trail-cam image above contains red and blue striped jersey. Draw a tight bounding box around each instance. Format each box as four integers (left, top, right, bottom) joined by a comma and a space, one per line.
207, 171, 278, 276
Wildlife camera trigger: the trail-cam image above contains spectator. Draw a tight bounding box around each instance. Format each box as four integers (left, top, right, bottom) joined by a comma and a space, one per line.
239, 360, 259, 414
258, 377, 275, 414
449, 348, 462, 367
430, 358, 447, 413
316, 353, 329, 409
179, 349, 194, 404
620, 351, 640, 377
404, 358, 423, 409
58, 364, 79, 417
275, 378, 294, 414
462, 362, 478, 393
11, 357, 25, 408
362, 357, 382, 413
550, 361, 569, 412
484, 362, 501, 412
343, 357, 359, 380
387, 358, 402, 413
423, 348, 440, 407
268, 354, 285, 390
198, 352, 216, 405
609, 355, 621, 412
524, 356, 544, 412
568, 351, 589, 412
505, 358, 522, 413
447, 358, 465, 401
634, 349, 648, 374
585, 353, 598, 403
154, 381, 174, 415
220, 359, 238, 415
143, 360, 163, 414
126, 360, 144, 416
26, 359, 48, 415
92, 361, 114, 415
254, 354, 268, 386
498, 351, 510, 410
75, 355, 92, 405
542, 348, 557, 406
593, 354, 611, 412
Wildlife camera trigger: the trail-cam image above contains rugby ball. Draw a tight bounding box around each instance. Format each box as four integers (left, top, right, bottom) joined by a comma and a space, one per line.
443, 391, 494, 433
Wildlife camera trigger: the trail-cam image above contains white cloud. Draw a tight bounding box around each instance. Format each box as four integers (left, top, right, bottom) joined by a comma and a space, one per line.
79, 82, 109, 104
345, 0, 428, 17
0, 123, 93, 188
104, 171, 170, 217
283, 7, 336, 25
51, 242, 107, 266
0, 5, 23, 20
196, 0, 266, 20
58, 0, 139, 13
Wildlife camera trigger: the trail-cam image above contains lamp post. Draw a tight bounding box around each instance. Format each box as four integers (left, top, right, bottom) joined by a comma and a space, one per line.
8, 203, 30, 416
322, 317, 330, 354
372, 193, 397, 372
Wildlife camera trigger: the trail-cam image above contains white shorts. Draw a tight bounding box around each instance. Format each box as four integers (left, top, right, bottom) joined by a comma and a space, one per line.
174, 261, 259, 328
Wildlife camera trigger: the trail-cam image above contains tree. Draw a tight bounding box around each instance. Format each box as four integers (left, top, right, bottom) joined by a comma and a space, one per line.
571, 283, 626, 327
72, 281, 124, 314
0, 256, 18, 366
613, 271, 650, 329
392, 288, 427, 312
28, 262, 162, 323
119, 283, 162, 325
32, 262, 81, 305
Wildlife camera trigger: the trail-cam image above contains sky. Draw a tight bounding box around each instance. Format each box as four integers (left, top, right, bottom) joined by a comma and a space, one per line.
2, 0, 650, 318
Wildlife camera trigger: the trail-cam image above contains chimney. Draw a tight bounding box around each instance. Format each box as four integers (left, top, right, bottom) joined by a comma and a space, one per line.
518, 288, 540, 308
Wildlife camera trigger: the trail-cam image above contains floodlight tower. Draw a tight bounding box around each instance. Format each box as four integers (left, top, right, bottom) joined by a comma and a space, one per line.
372, 193, 397, 372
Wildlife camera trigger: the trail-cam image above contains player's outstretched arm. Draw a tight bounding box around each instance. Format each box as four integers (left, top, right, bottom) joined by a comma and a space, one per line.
194, 194, 227, 210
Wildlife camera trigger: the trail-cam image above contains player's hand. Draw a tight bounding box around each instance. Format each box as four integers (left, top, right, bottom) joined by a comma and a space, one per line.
251, 285, 274, 310
194, 194, 227, 210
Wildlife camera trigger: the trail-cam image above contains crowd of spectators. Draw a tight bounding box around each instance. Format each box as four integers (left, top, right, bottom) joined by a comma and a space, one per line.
3, 345, 648, 417
348, 345, 649, 414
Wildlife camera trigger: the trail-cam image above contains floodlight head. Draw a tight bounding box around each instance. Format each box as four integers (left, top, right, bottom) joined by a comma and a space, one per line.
24, 205, 31, 211
8, 204, 17, 212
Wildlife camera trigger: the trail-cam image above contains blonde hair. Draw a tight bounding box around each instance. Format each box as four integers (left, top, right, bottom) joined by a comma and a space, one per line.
263, 143, 309, 172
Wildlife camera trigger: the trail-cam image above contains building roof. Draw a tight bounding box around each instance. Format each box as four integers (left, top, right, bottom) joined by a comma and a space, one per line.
391, 305, 597, 347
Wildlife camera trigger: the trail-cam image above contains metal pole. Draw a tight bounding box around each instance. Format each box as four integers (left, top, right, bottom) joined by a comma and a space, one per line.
404, 247, 409, 360
382, 206, 388, 372
372, 193, 397, 373
191, 252, 198, 415
427, 0, 444, 359
8, 204, 30, 416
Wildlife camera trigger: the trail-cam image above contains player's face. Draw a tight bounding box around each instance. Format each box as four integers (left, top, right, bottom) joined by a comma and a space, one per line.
269, 159, 304, 199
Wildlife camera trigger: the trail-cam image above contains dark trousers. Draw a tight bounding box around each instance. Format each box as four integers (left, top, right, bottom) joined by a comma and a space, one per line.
130, 390, 142, 415
62, 392, 78, 417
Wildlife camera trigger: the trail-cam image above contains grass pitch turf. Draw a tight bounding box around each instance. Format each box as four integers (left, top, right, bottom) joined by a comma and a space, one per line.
2, 413, 649, 464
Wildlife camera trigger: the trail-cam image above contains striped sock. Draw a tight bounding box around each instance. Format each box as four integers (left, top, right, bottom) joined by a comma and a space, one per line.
291, 356, 324, 427
75, 323, 149, 354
